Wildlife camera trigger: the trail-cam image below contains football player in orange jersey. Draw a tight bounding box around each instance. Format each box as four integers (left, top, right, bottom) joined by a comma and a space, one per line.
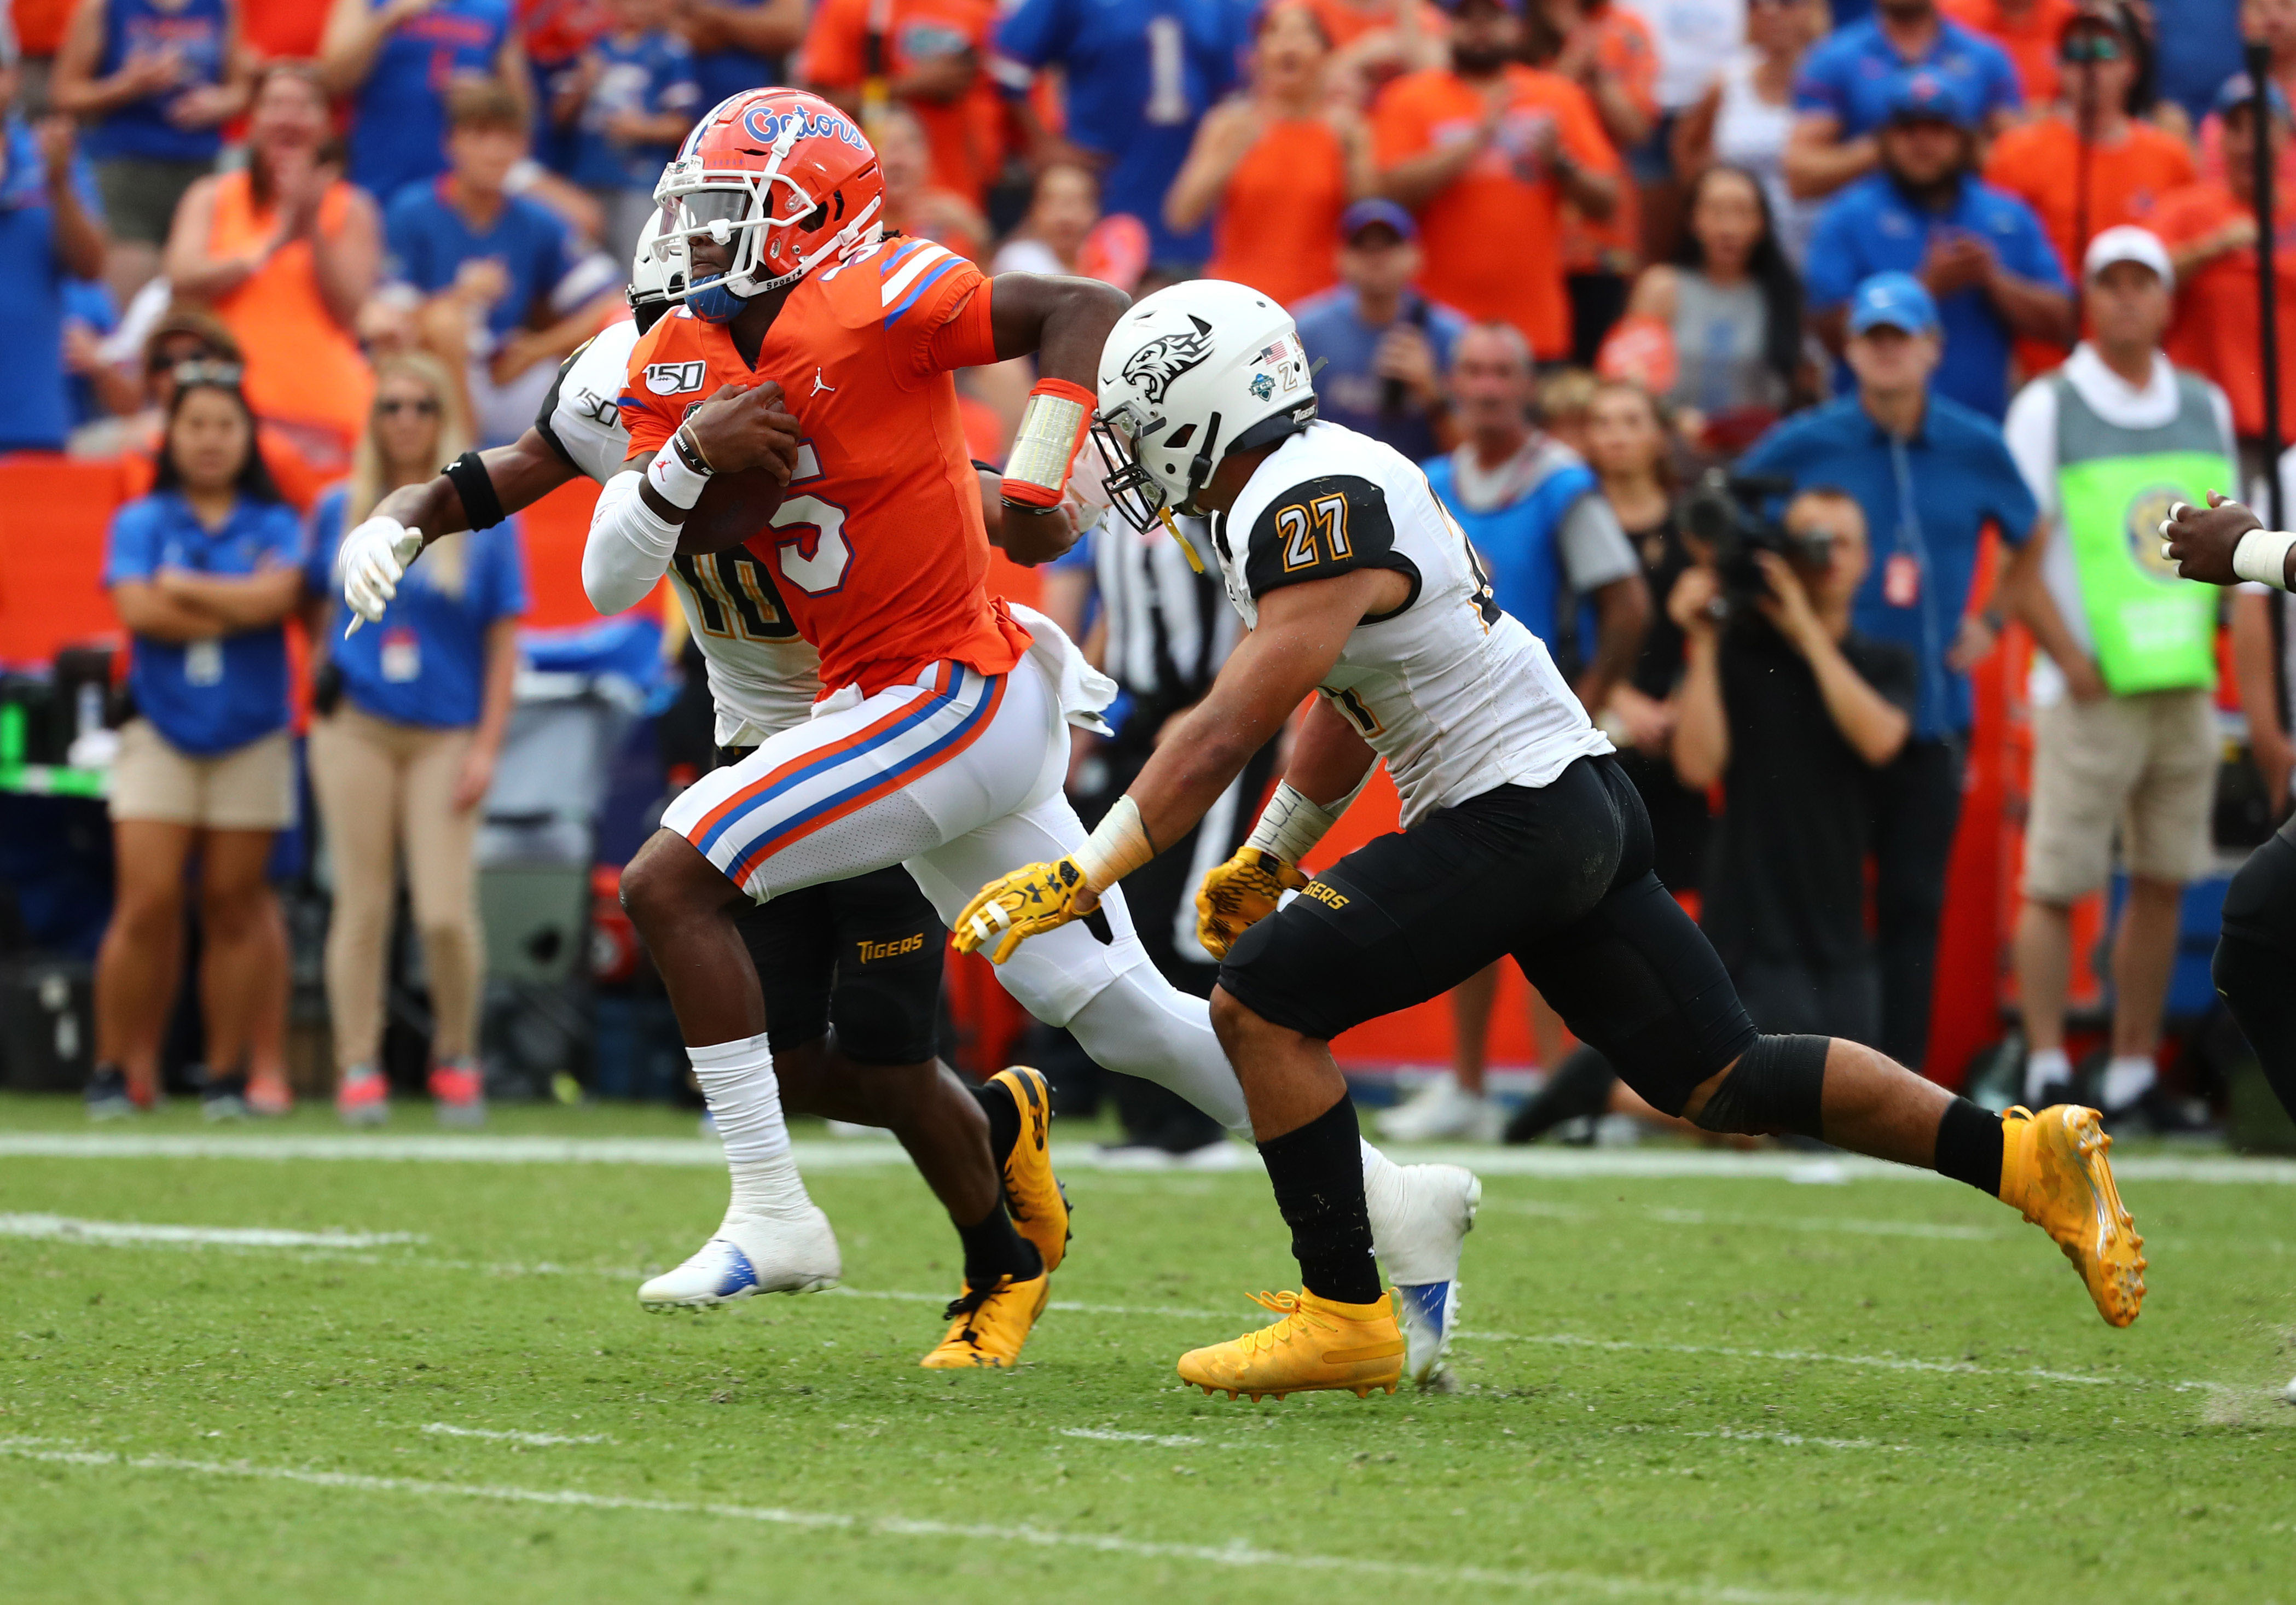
588, 89, 1482, 1383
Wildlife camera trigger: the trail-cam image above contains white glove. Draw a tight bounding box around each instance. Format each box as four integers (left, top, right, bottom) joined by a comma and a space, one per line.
340, 515, 424, 628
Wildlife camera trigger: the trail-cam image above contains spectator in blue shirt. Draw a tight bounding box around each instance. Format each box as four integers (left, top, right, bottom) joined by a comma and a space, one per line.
306, 351, 526, 1129
555, 0, 701, 260
1740, 271, 2045, 1073
49, 0, 246, 296
386, 80, 621, 445
320, 0, 530, 206
1292, 200, 1465, 464
0, 88, 107, 453
1783, 0, 2021, 206
994, 0, 1242, 265
88, 365, 304, 1121
1802, 71, 2072, 421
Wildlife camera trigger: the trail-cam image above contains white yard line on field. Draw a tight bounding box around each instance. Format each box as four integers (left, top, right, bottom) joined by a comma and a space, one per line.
0, 1213, 422, 1249
419, 1423, 610, 1446
1463, 1329, 2119, 1386
0, 1437, 1950, 1605
0, 1129, 2288, 1185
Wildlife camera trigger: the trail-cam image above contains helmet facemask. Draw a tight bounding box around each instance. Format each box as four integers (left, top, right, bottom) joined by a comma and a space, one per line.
652, 121, 884, 322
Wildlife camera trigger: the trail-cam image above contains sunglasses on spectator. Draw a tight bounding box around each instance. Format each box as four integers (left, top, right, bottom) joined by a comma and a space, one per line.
375, 397, 442, 417
2060, 34, 2123, 63
171, 360, 245, 390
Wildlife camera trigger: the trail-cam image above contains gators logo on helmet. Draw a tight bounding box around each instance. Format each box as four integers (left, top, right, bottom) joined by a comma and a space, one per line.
1122, 316, 1215, 405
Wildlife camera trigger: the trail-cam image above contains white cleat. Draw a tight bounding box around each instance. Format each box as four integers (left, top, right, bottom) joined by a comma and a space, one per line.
1364, 1158, 1481, 1387
637, 1206, 842, 1311
1375, 1076, 1502, 1143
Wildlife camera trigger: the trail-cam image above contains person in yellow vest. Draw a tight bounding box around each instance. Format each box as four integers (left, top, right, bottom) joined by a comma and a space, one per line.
2003, 225, 2233, 1130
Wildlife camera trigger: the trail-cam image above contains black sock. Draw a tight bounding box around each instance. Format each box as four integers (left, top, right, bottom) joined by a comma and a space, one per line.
1933, 1098, 2005, 1197
954, 1201, 1040, 1288
972, 1080, 1019, 1167
1257, 1095, 1381, 1305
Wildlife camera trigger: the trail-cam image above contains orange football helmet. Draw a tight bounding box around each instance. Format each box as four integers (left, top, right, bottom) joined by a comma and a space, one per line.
651, 88, 885, 319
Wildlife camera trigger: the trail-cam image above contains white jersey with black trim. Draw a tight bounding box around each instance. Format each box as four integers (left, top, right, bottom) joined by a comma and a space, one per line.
1213, 420, 1611, 827
539, 320, 821, 748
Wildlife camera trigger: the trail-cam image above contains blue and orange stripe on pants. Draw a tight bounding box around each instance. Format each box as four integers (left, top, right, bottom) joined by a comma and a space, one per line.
687, 662, 1007, 889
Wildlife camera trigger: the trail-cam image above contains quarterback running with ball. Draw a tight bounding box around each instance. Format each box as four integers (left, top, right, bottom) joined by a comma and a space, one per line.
351, 91, 1481, 1382
958, 280, 2151, 1402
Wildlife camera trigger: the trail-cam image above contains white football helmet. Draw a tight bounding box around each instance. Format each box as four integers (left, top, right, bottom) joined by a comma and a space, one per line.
627, 201, 681, 333
1091, 280, 1317, 533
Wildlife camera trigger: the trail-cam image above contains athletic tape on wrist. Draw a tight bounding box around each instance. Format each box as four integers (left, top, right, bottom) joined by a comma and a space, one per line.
1246, 782, 1342, 865
1072, 795, 1156, 892
646, 435, 711, 510
2233, 528, 2296, 591
1001, 379, 1097, 510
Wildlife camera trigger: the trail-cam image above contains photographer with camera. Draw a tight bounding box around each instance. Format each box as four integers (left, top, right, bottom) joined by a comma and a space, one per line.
1740, 271, 2044, 1073
1670, 485, 1916, 1042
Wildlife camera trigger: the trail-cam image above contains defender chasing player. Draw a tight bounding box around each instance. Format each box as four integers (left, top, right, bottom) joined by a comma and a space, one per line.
958, 278, 2149, 1402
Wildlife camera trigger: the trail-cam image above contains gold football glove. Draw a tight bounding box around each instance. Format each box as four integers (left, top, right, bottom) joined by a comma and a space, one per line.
1194, 847, 1308, 959
954, 857, 1101, 964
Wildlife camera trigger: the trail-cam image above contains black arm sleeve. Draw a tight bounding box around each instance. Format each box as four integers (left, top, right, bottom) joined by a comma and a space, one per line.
1241, 474, 1412, 602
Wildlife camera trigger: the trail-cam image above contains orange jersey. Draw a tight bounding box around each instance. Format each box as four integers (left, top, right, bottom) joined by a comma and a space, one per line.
1205, 116, 1349, 310
1939, 0, 2077, 108
618, 237, 1029, 698
1372, 66, 1620, 359
1982, 112, 2194, 376
2152, 181, 2296, 439
1555, 10, 1654, 276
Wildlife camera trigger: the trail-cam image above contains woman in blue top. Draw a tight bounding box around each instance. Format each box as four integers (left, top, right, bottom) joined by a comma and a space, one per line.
306, 351, 526, 1128
50, 0, 250, 287
318, 0, 528, 205
90, 365, 303, 1119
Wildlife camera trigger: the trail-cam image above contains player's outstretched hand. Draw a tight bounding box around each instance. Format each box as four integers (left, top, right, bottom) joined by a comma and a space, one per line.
953, 857, 1100, 964
683, 380, 802, 485
2160, 491, 2263, 586
340, 515, 424, 631
1194, 847, 1307, 960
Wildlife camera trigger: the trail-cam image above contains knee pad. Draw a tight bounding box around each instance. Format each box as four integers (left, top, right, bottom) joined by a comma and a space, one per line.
1691, 1033, 1830, 1138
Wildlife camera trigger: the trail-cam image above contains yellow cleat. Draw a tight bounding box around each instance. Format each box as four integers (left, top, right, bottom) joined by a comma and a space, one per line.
1176, 1289, 1405, 1402
987, 1066, 1069, 1274
2000, 1104, 2146, 1327
919, 1271, 1051, 1369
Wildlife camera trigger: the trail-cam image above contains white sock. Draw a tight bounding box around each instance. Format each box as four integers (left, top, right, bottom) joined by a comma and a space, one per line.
688, 1033, 812, 1221
2024, 1046, 2070, 1104
2100, 1054, 2157, 1110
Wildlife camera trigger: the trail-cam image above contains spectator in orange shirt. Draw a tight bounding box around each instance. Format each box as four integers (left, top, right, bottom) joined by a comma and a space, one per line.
798, 0, 1005, 206
877, 103, 988, 262
162, 62, 380, 466
1305, 0, 1448, 102
1984, 4, 2195, 280
2153, 72, 2296, 464
2199, 0, 2296, 200
109, 310, 331, 512
1941, 0, 2079, 106
1167, 2, 1371, 309
1544, 0, 1657, 363
1372, 0, 1621, 360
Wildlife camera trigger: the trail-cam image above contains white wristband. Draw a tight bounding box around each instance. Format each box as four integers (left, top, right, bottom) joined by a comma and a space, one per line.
2232, 527, 2296, 591
1072, 795, 1156, 892
1245, 779, 1357, 865
645, 434, 711, 510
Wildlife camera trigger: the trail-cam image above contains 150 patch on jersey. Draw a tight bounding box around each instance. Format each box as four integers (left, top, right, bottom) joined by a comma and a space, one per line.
645, 359, 707, 396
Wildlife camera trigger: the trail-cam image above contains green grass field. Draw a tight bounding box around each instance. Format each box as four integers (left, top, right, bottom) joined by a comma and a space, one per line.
2, 1093, 2293, 1604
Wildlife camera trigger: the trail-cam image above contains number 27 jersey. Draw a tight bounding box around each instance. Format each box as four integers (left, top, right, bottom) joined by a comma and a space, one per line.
616, 237, 1031, 699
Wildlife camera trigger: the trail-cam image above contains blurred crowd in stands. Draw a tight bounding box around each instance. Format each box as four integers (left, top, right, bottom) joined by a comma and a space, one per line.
3, 0, 2292, 1145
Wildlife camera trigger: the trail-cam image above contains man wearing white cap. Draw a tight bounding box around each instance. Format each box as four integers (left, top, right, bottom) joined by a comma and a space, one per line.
2001, 224, 2235, 1129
